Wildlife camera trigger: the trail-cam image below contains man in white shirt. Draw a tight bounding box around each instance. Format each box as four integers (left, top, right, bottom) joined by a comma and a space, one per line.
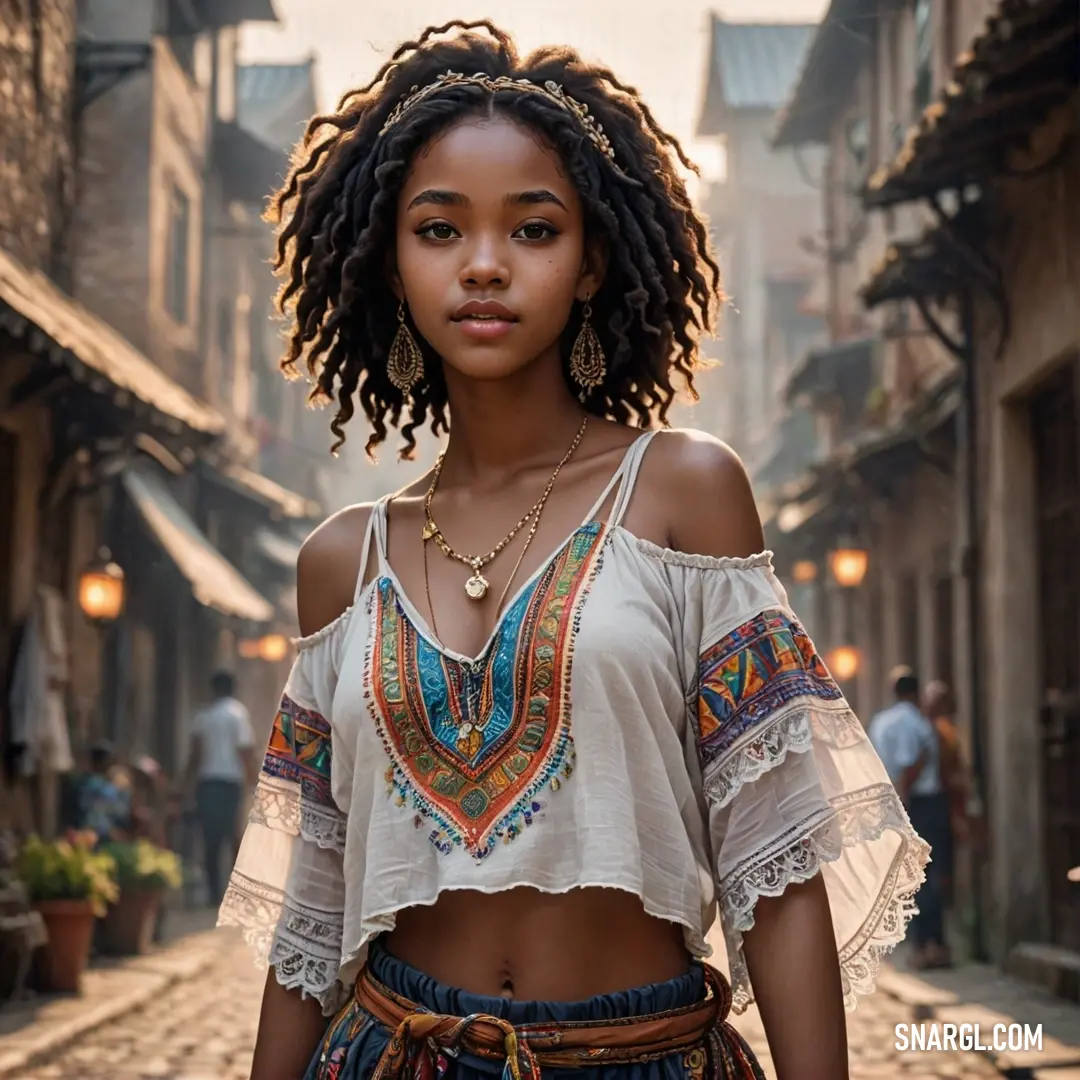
184, 671, 256, 905
868, 667, 951, 968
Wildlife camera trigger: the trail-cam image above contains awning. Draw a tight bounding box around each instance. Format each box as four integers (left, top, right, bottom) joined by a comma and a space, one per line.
860, 202, 986, 309
784, 337, 878, 406
0, 247, 224, 437
191, 0, 279, 26
123, 465, 275, 623
777, 492, 831, 535
208, 462, 321, 520
213, 120, 286, 206
864, 0, 1078, 208
254, 525, 303, 569
840, 374, 962, 489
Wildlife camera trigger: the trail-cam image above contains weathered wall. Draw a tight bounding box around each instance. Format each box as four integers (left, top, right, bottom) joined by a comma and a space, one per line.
0, 0, 77, 274
976, 100, 1080, 963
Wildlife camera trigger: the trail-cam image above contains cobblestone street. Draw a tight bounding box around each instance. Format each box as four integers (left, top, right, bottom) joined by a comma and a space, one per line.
19, 928, 261, 1080
11, 926, 1009, 1080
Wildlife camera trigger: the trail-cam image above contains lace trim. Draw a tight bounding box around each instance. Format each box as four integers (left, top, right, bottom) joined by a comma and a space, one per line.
218, 870, 348, 1015
634, 537, 775, 572
718, 783, 930, 1014
249, 777, 347, 853
701, 699, 866, 808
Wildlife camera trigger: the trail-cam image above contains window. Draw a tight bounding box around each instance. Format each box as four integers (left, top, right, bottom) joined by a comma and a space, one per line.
913, 0, 934, 117
165, 185, 190, 324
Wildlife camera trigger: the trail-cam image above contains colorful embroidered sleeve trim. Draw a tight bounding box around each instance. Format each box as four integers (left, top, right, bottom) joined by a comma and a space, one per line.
262, 694, 335, 808
696, 609, 843, 767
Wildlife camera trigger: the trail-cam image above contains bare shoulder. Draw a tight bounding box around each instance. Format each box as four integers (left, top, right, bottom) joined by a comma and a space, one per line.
297, 502, 378, 637
650, 428, 765, 559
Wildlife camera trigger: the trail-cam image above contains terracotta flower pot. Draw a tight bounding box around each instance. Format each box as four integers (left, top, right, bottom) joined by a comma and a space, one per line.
100, 888, 163, 956
32, 898, 96, 993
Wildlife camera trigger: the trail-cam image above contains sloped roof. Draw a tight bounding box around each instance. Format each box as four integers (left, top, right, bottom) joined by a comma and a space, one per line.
0, 246, 223, 437
698, 17, 815, 135
865, 0, 1078, 207
237, 59, 318, 153
772, 0, 876, 147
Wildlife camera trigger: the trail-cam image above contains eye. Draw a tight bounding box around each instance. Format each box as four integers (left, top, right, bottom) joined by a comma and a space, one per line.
514, 221, 558, 241
417, 222, 459, 241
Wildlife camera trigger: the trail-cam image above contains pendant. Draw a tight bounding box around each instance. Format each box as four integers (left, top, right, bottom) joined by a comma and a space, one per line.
421, 521, 437, 541
465, 573, 489, 601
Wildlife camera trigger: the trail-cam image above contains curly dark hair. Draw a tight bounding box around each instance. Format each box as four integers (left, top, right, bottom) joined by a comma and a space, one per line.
269, 20, 722, 458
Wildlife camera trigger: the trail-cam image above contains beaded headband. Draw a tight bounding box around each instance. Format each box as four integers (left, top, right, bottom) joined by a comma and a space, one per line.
379, 71, 618, 166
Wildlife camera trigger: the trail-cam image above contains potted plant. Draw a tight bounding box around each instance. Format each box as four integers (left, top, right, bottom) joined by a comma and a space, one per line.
15, 832, 118, 993
97, 839, 182, 956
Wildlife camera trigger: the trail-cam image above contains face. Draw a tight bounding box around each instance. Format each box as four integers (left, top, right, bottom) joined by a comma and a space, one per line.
393, 114, 603, 385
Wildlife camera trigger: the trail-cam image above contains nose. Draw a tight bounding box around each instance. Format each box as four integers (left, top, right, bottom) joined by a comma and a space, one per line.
459, 234, 510, 289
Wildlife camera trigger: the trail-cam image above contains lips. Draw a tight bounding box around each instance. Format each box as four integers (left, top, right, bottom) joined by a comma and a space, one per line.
451, 298, 518, 340
451, 299, 518, 322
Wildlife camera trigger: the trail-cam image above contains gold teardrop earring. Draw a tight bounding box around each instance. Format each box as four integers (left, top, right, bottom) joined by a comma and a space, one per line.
387, 300, 423, 395
570, 296, 606, 402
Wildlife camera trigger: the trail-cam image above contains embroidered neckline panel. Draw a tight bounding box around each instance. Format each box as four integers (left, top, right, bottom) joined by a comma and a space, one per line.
366, 521, 607, 859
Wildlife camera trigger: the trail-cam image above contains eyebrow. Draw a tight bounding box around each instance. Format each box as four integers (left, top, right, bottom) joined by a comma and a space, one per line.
406, 188, 568, 211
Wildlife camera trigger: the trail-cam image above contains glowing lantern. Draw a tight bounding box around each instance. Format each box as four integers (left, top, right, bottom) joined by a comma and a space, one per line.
828, 546, 869, 588
78, 549, 125, 624
792, 560, 819, 584
826, 646, 861, 682
258, 634, 290, 663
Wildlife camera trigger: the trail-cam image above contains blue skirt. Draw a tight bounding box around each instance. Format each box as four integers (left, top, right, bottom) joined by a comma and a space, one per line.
305, 938, 765, 1080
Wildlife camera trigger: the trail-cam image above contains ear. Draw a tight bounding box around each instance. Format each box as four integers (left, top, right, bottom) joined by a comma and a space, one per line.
575, 235, 608, 302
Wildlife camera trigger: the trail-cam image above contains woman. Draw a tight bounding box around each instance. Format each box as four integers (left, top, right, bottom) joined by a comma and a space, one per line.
220, 22, 929, 1080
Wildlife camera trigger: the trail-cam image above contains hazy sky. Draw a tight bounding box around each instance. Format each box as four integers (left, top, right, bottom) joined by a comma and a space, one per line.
241, 0, 826, 159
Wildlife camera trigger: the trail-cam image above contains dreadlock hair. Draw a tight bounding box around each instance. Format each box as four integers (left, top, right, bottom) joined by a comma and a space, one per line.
270, 20, 722, 459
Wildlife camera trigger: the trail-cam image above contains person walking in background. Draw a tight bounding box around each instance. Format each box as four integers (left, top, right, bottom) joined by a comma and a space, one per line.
923, 681, 970, 899
184, 671, 256, 906
868, 668, 952, 969
76, 741, 131, 845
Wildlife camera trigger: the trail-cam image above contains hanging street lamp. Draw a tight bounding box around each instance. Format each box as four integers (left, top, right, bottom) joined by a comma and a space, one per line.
78, 548, 126, 624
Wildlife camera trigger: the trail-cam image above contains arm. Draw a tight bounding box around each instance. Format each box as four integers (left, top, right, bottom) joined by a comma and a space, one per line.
235, 710, 259, 791
248, 504, 374, 1080
663, 432, 851, 1080
890, 724, 927, 807
742, 876, 849, 1080
897, 746, 928, 805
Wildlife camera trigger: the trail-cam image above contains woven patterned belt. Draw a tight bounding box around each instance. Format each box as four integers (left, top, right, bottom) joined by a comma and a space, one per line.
353, 963, 756, 1080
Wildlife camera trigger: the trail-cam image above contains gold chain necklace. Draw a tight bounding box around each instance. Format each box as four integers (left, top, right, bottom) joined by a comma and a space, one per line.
422, 415, 589, 601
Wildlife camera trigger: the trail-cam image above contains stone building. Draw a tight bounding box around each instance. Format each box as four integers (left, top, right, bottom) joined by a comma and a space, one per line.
863, 0, 1080, 987
773, 0, 1080, 989
1, 0, 324, 835
692, 16, 826, 475
0, 0, 77, 278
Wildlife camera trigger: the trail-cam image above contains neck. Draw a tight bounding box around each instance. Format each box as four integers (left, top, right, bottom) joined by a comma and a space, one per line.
439, 352, 586, 487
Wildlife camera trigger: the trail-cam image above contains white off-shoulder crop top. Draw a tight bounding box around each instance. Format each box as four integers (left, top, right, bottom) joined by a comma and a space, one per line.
219, 431, 929, 1016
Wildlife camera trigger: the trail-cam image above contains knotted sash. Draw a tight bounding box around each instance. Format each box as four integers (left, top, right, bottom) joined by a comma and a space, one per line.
353, 962, 762, 1080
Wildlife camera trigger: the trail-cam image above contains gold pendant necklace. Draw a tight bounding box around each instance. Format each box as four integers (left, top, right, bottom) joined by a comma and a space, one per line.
422, 415, 589, 601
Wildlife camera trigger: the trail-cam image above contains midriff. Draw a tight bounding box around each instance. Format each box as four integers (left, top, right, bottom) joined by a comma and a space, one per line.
384, 885, 692, 1000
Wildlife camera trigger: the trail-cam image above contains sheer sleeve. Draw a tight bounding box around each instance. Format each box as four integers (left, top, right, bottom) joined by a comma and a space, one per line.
217, 622, 350, 1015
666, 549, 930, 1015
